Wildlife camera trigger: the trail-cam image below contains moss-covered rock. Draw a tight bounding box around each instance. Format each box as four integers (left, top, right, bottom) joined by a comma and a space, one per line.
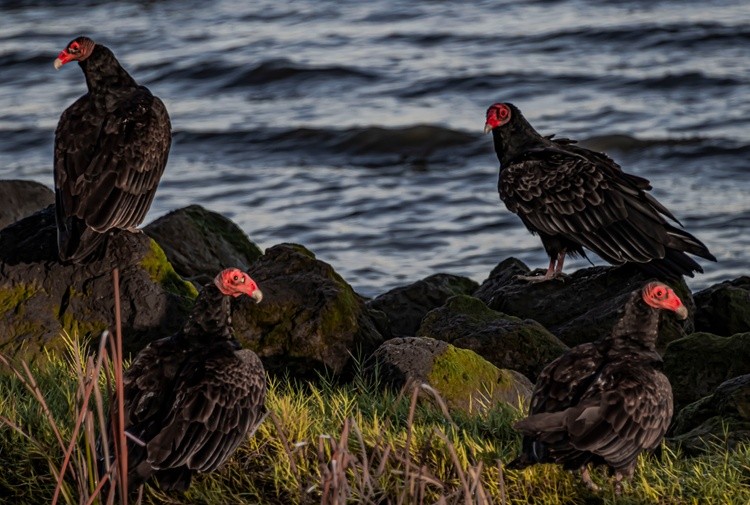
664, 332, 750, 409
0, 180, 54, 230
368, 336, 532, 413
416, 295, 568, 381
231, 243, 383, 378
693, 277, 750, 336
670, 374, 750, 454
474, 258, 693, 349
144, 204, 263, 286
0, 206, 197, 358
366, 273, 479, 338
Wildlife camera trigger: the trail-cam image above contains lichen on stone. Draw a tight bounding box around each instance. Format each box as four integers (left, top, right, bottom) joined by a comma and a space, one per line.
140, 239, 198, 301
0, 281, 39, 316
428, 345, 521, 413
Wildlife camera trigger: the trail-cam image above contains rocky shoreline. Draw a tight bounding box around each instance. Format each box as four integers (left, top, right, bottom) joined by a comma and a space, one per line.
1, 179, 748, 453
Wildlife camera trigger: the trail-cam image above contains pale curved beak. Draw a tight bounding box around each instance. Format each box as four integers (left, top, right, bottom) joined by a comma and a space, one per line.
54, 58, 64, 70
484, 123, 494, 134
675, 305, 688, 320
251, 289, 263, 304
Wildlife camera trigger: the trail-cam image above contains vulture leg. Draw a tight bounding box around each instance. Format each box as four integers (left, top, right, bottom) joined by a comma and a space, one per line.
515, 250, 568, 283
580, 466, 600, 492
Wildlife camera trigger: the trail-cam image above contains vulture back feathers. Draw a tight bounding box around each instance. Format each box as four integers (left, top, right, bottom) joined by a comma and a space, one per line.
54, 36, 171, 262
509, 281, 687, 492
485, 102, 715, 280
107, 268, 266, 494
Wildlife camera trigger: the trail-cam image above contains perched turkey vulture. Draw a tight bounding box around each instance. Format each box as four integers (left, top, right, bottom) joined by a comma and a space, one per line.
53, 36, 171, 262
484, 102, 715, 282
508, 281, 687, 494
109, 268, 266, 494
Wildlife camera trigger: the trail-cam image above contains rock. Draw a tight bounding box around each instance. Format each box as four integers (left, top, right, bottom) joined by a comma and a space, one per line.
0, 180, 54, 230
0, 206, 197, 358
368, 336, 532, 413
144, 205, 263, 286
366, 273, 479, 338
664, 332, 750, 409
670, 374, 750, 454
416, 295, 568, 381
693, 277, 750, 336
474, 258, 693, 349
231, 243, 383, 378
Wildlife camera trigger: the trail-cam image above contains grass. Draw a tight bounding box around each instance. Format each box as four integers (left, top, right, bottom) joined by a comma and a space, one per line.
2, 342, 750, 505
0, 269, 749, 504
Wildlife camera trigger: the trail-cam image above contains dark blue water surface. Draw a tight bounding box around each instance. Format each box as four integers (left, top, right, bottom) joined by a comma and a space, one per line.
1, 0, 748, 296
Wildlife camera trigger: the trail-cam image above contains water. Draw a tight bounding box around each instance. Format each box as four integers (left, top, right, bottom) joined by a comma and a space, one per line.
1, 0, 748, 297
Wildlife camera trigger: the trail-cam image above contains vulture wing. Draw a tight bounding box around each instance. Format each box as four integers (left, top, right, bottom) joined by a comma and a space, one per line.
54, 88, 170, 260
145, 348, 267, 473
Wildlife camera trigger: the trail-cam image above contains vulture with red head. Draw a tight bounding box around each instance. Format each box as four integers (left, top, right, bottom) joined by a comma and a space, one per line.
509, 281, 687, 493
484, 102, 715, 282
54, 36, 171, 262
107, 268, 266, 494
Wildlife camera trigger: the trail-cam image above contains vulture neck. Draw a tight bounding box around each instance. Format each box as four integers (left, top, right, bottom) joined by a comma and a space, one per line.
182, 283, 235, 341
491, 113, 549, 167
79, 45, 138, 99
607, 293, 661, 354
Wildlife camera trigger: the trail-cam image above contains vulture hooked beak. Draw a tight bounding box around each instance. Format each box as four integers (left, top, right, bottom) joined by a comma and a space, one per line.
483, 122, 494, 134
675, 305, 688, 320
250, 289, 263, 304
54, 50, 72, 70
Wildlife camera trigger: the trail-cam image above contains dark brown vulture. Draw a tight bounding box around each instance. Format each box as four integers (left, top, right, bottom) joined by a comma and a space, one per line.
484, 102, 715, 282
111, 268, 266, 494
508, 281, 687, 494
54, 36, 171, 262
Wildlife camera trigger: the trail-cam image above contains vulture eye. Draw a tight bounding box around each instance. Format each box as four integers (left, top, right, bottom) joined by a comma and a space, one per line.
655, 288, 664, 298
69, 42, 80, 53
233, 274, 239, 282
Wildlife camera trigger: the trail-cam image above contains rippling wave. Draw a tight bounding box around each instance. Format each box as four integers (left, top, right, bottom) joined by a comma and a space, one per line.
0, 0, 748, 296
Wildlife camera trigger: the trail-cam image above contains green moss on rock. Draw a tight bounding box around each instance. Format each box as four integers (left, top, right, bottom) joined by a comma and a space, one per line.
428, 345, 520, 411
418, 295, 568, 381
0, 282, 39, 315
140, 239, 198, 301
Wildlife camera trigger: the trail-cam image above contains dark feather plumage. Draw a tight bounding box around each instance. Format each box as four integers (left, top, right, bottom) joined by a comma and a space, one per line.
107, 269, 266, 494
54, 36, 171, 262
508, 282, 683, 493
485, 102, 715, 280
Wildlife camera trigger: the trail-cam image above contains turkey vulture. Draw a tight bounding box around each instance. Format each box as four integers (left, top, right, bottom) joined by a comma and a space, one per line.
53, 36, 171, 262
484, 102, 715, 282
109, 268, 266, 494
508, 281, 686, 494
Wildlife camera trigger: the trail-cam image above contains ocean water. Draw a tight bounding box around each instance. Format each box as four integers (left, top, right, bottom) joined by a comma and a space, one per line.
1, 0, 748, 297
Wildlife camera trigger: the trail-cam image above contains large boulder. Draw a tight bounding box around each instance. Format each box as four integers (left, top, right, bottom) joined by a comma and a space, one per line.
368, 337, 532, 413
670, 374, 750, 454
144, 204, 263, 286
474, 258, 693, 349
693, 277, 750, 336
366, 273, 479, 338
0, 207, 197, 358
664, 332, 750, 409
0, 180, 54, 230
416, 295, 568, 381
231, 243, 383, 378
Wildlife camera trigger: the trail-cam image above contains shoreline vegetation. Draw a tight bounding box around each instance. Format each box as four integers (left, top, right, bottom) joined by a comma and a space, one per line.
1, 332, 749, 504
